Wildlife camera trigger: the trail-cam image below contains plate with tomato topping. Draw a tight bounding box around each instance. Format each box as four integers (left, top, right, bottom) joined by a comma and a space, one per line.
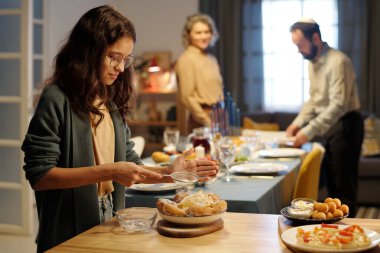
281, 223, 380, 252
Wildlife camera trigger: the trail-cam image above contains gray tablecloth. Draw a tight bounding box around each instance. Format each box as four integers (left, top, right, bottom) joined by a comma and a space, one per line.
125, 158, 300, 214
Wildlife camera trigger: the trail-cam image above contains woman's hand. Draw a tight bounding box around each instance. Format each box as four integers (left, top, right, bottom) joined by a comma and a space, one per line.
32, 162, 164, 191
168, 148, 219, 177
112, 162, 163, 187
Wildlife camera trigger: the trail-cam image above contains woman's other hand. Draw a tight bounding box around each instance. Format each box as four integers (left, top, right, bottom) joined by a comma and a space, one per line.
169, 148, 218, 177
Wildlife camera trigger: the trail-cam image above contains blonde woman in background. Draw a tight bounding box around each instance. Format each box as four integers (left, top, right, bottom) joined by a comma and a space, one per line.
176, 13, 224, 133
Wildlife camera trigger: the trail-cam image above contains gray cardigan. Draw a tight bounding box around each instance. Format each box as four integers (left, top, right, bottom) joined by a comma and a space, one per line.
22, 84, 141, 252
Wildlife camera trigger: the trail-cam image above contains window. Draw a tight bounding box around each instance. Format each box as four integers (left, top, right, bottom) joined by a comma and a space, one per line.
33, 0, 45, 90
0, 0, 35, 235
243, 0, 338, 112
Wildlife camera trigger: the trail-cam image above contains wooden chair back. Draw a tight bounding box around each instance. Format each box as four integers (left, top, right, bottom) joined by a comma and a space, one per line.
293, 143, 325, 200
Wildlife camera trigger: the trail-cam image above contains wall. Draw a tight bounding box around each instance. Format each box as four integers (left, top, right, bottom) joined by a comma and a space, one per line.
45, 0, 198, 78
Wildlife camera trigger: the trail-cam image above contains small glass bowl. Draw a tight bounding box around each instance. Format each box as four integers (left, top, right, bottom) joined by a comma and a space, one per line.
171, 172, 199, 184
171, 172, 199, 192
287, 206, 313, 219
116, 207, 157, 233
291, 198, 315, 209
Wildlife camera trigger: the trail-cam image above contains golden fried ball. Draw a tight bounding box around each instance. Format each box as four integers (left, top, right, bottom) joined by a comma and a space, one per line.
312, 212, 327, 220
332, 198, 341, 208
313, 202, 322, 210
319, 203, 329, 213
327, 201, 337, 213
333, 209, 344, 218
340, 204, 349, 215
326, 212, 334, 219
324, 197, 333, 203
313, 202, 329, 213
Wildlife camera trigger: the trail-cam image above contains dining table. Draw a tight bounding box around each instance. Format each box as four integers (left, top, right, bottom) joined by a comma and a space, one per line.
47, 212, 380, 253
125, 157, 301, 214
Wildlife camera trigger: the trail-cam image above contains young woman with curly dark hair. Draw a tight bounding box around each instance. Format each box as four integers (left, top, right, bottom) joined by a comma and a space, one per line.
22, 5, 217, 252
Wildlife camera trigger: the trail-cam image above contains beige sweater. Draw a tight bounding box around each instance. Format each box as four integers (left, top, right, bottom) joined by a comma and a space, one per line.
175, 45, 223, 126
292, 43, 360, 140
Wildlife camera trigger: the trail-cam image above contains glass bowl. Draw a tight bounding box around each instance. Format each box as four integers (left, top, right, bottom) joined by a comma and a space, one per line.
291, 198, 315, 209
116, 207, 157, 233
287, 206, 313, 219
170, 172, 199, 184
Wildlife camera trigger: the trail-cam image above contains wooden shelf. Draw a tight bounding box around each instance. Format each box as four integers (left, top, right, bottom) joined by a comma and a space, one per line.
129, 83, 186, 157
145, 142, 163, 148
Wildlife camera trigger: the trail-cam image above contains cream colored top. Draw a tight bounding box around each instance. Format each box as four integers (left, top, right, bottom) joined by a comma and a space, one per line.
90, 102, 115, 196
292, 43, 360, 140
175, 45, 223, 126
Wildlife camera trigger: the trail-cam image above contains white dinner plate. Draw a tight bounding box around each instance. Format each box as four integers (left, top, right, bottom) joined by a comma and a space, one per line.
129, 183, 181, 192
281, 224, 380, 253
143, 163, 157, 167
158, 209, 226, 225
230, 162, 288, 175
258, 148, 306, 158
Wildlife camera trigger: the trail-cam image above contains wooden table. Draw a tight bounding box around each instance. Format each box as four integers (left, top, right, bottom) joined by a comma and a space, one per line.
47, 212, 380, 253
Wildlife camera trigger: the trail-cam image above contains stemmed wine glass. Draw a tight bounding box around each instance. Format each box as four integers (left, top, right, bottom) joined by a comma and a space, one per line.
217, 137, 236, 182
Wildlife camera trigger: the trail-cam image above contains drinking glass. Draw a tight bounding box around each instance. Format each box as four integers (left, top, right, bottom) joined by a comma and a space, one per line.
217, 138, 236, 182
163, 129, 179, 153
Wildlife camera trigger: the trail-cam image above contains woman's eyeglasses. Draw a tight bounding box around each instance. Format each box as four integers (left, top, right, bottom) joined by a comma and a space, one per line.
107, 55, 134, 69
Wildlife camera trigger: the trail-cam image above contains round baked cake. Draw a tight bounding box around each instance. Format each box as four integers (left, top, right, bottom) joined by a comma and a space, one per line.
156, 190, 227, 217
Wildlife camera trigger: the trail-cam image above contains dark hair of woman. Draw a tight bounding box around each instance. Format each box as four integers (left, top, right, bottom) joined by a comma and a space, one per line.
49, 5, 137, 122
